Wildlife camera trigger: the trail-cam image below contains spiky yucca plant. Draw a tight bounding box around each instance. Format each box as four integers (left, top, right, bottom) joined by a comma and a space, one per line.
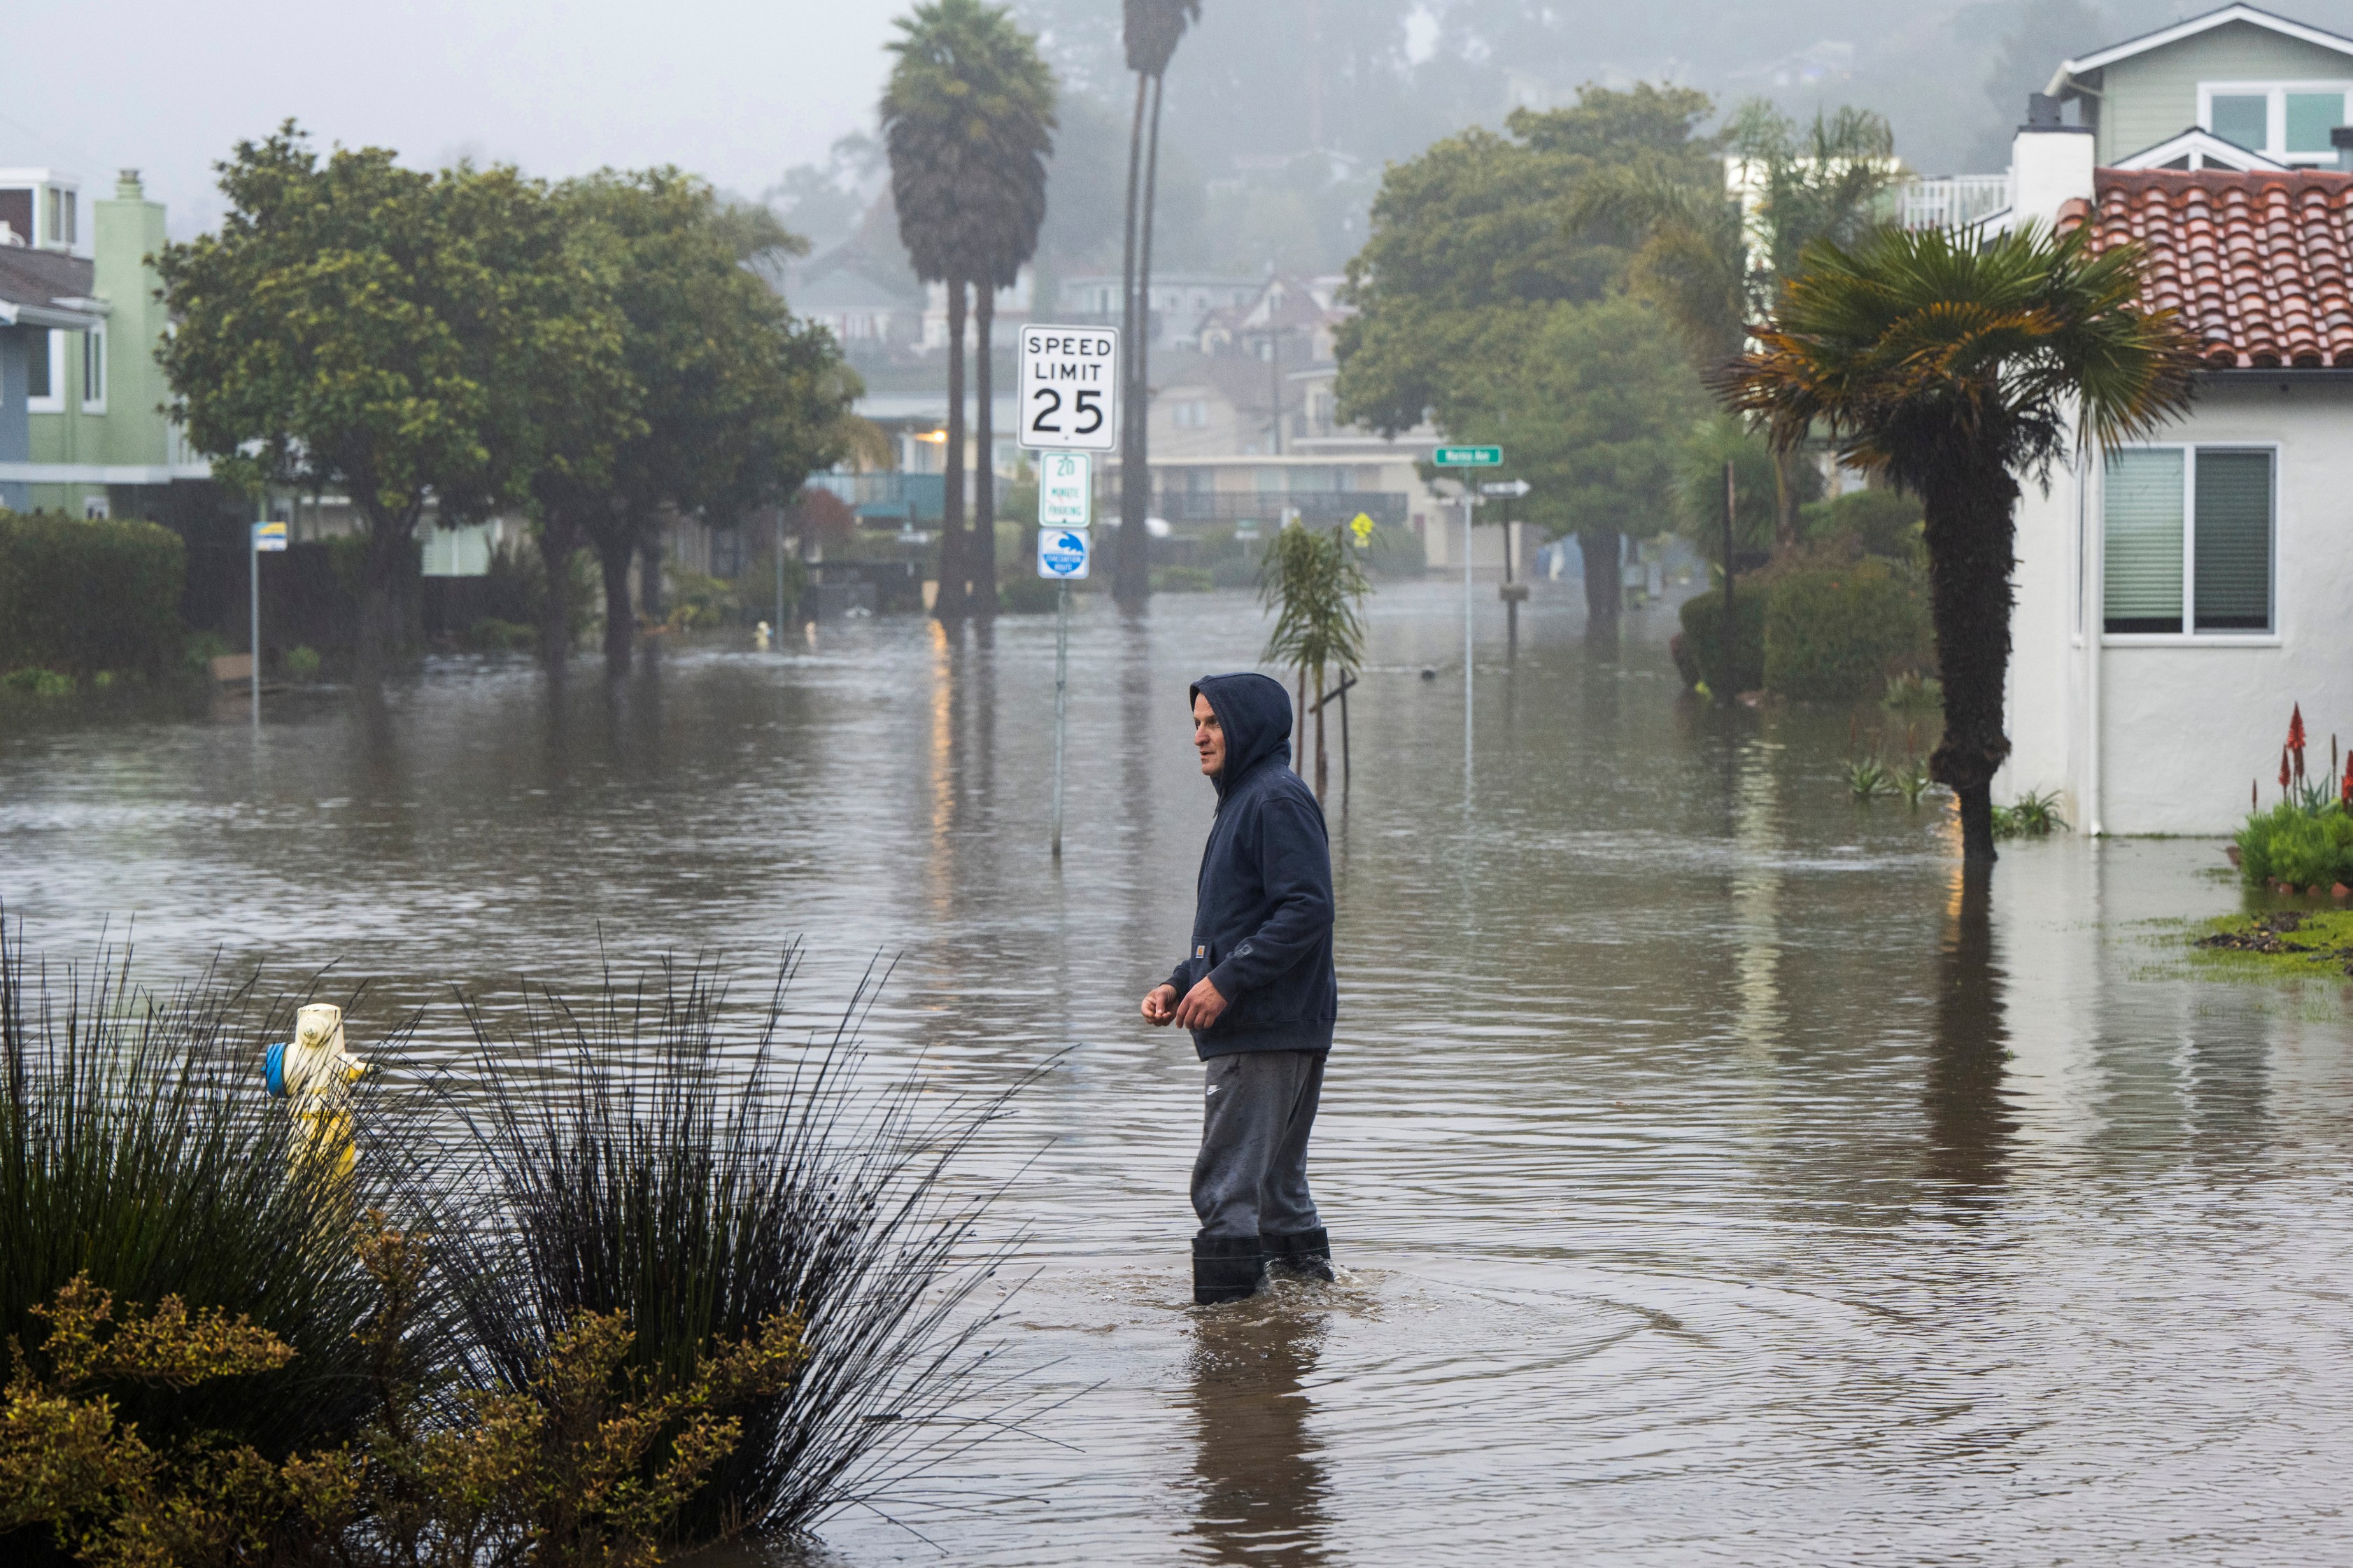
1722, 222, 2200, 861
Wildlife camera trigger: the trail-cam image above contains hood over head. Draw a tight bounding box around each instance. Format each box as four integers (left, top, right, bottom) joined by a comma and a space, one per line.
1191, 672, 1293, 796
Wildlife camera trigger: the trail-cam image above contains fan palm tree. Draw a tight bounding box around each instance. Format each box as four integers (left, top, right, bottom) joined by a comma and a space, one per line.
1722, 221, 2199, 863
884, 0, 1054, 622
1114, 0, 1203, 608
1259, 522, 1369, 797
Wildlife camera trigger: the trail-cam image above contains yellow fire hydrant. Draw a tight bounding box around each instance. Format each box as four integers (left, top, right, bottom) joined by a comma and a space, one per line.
264, 1003, 367, 1181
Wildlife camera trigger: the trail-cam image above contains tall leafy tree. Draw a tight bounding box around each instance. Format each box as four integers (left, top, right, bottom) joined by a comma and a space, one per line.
158, 125, 619, 679
1577, 102, 1902, 548
558, 170, 840, 670
1335, 85, 1716, 636
1440, 297, 1707, 626
1723, 223, 2199, 863
1112, 0, 1201, 607
885, 0, 1055, 622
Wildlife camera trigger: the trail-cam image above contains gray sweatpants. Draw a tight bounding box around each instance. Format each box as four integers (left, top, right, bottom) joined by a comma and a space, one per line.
1192, 1050, 1326, 1241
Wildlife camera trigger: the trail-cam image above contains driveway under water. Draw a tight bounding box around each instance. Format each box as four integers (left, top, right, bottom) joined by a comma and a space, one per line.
3, 579, 2347, 1565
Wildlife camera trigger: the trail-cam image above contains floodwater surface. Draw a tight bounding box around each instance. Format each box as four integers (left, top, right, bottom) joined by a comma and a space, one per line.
3, 580, 2349, 1565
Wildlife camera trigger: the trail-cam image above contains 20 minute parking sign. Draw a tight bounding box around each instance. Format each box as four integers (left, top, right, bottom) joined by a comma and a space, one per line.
1017, 325, 1119, 453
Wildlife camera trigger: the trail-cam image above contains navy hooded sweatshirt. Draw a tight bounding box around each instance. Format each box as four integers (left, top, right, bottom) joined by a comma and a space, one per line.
1164, 672, 1337, 1060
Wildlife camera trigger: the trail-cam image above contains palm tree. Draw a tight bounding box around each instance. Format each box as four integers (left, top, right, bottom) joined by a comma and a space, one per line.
1259, 522, 1369, 798
884, 0, 1054, 622
1114, 0, 1203, 608
1722, 222, 2199, 863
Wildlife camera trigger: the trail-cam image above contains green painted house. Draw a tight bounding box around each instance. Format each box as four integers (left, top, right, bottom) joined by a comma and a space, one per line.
9, 169, 209, 517
2047, 3, 2353, 168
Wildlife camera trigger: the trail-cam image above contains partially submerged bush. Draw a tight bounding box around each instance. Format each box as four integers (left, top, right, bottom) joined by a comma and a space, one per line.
432, 955, 1027, 1543
2238, 800, 2353, 889
1675, 588, 1765, 695
0, 915, 416, 1478
1991, 789, 2068, 840
0, 511, 186, 680
1762, 557, 1931, 701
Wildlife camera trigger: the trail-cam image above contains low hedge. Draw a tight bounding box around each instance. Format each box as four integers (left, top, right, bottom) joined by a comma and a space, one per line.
2237, 800, 2353, 889
1676, 586, 1765, 695
0, 510, 186, 679
1762, 558, 1931, 701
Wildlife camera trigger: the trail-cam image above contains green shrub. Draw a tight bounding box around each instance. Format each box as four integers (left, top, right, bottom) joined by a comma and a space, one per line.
2238, 800, 2353, 888
1992, 789, 2068, 840
465, 617, 536, 651
183, 629, 229, 675
285, 644, 322, 679
1210, 555, 1259, 588
3, 668, 74, 698
997, 574, 1061, 614
1152, 565, 1214, 593
1676, 586, 1765, 694
0, 511, 185, 679
1802, 487, 1923, 561
667, 569, 743, 629
1763, 558, 1932, 700
1362, 523, 1426, 579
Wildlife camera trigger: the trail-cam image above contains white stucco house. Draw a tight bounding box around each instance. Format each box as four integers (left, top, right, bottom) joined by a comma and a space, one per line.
1999, 110, 2353, 833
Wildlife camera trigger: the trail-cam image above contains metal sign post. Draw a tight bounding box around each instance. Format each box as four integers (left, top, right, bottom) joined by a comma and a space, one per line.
1019, 334, 1117, 860
1433, 447, 1501, 782
1037, 523, 1091, 858
250, 518, 286, 723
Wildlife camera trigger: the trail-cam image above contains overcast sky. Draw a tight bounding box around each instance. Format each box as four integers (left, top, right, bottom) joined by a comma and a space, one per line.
2, 0, 901, 236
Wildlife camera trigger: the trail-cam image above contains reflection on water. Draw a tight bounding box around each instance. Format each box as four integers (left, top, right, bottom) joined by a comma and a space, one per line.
5, 579, 2352, 1564
1184, 1301, 1330, 1567
1925, 866, 2012, 1194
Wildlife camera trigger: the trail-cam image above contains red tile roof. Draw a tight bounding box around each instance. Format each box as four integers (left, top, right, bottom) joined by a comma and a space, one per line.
2061, 168, 2353, 369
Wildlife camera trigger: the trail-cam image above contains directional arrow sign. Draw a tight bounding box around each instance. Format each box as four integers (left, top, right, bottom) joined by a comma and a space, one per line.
1432, 445, 1502, 467
1479, 479, 1532, 497
1019, 325, 1120, 453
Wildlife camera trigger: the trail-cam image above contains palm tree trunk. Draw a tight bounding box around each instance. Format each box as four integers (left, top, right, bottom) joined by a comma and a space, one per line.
1116, 73, 1159, 607
1923, 464, 2019, 863
972, 284, 998, 616
937, 278, 969, 623
1294, 668, 1308, 772
1313, 661, 1328, 797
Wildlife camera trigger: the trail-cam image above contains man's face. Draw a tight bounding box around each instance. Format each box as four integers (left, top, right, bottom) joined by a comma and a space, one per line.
1193, 694, 1225, 777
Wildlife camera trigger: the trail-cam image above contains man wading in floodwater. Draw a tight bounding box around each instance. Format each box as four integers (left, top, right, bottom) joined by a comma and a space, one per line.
1142, 673, 1338, 1305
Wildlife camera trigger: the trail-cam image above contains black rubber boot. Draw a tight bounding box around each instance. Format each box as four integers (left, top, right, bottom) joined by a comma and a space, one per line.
1192, 1234, 1266, 1305
1261, 1227, 1335, 1283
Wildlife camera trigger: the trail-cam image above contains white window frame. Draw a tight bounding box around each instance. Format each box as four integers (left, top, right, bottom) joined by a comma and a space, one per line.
2198, 80, 2353, 163
2100, 441, 2282, 647
80, 327, 105, 414
26, 330, 64, 413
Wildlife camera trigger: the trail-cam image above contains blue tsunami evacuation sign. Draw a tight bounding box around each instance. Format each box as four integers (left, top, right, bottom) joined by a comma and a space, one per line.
1038, 528, 1089, 579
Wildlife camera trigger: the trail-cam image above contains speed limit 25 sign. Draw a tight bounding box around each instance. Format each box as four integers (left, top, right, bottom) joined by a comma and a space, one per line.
1017, 325, 1119, 453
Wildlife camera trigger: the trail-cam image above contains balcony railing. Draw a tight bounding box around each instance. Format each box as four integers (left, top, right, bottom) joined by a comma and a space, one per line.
1898, 175, 2012, 230
1154, 490, 1407, 528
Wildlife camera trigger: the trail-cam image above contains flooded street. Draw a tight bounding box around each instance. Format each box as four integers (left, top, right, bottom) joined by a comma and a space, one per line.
6, 579, 2351, 1565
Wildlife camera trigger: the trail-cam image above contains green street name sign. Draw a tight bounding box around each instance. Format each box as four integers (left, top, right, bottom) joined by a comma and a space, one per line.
1432, 445, 1502, 467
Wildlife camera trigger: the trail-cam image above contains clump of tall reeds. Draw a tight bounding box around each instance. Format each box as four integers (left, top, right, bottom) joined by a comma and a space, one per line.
0, 907, 428, 1471
428, 949, 1030, 1545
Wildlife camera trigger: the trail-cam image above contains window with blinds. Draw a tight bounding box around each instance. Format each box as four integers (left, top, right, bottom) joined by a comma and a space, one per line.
2103, 447, 2273, 635
2103, 448, 2184, 633
2193, 450, 2273, 630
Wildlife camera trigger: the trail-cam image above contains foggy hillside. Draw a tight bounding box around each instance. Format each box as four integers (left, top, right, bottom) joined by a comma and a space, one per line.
776, 0, 2353, 285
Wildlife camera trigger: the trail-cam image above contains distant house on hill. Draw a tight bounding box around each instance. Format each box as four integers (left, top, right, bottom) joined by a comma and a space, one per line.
2045, 3, 2353, 169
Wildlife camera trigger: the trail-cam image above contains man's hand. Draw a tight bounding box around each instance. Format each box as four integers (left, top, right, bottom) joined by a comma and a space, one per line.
1171, 976, 1227, 1031
1140, 984, 1179, 1026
